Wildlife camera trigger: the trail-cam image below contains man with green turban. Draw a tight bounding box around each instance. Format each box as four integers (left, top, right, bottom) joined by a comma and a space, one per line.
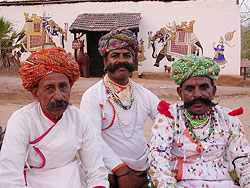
148, 55, 250, 188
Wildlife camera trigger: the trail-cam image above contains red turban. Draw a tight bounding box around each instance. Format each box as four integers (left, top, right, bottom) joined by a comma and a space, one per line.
19, 47, 80, 91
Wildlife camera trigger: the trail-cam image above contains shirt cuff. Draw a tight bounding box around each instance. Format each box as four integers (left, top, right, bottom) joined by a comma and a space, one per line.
112, 163, 127, 173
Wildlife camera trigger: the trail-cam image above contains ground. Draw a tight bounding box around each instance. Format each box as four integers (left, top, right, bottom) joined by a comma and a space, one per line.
1, 68, 250, 143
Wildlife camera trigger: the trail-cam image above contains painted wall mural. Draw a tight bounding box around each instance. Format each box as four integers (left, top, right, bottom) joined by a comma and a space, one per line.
148, 20, 203, 67
138, 38, 147, 65
16, 12, 67, 53
212, 30, 235, 69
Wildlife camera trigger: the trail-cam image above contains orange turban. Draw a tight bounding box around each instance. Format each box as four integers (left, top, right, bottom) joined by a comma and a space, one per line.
19, 47, 80, 91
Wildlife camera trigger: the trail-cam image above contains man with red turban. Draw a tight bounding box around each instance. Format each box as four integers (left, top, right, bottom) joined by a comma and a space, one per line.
80, 29, 160, 188
0, 47, 108, 188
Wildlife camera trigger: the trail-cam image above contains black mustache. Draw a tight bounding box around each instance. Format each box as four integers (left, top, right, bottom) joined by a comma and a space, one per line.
106, 63, 134, 73
46, 100, 69, 111
183, 98, 217, 109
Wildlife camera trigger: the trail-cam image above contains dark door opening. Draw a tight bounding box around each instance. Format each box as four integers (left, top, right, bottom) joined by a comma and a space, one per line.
87, 32, 107, 77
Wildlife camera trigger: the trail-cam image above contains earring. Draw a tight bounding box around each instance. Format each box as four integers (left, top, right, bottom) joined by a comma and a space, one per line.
103, 66, 107, 73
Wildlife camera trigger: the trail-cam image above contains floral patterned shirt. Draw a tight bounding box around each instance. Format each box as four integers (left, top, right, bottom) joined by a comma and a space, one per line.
148, 101, 250, 188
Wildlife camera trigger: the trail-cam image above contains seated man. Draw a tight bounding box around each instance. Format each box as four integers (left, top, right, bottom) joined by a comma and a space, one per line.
0, 47, 108, 188
80, 28, 160, 188
148, 55, 250, 188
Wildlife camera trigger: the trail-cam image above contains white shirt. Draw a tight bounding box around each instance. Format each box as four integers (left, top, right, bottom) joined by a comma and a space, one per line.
0, 102, 109, 188
80, 80, 160, 172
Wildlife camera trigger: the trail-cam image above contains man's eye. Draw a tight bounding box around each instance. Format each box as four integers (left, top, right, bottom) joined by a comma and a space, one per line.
111, 54, 118, 58
45, 86, 53, 92
125, 54, 132, 58
60, 84, 68, 89
185, 87, 193, 92
200, 85, 209, 90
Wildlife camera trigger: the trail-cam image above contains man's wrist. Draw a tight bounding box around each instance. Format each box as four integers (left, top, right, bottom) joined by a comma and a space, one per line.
113, 165, 131, 177
115, 170, 131, 178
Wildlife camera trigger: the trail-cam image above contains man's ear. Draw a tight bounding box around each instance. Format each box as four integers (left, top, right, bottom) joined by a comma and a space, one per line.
103, 57, 107, 67
212, 85, 217, 100
31, 87, 40, 102
177, 86, 182, 100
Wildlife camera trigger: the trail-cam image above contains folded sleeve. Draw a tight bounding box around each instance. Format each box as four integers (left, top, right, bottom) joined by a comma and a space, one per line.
148, 114, 185, 188
227, 114, 250, 188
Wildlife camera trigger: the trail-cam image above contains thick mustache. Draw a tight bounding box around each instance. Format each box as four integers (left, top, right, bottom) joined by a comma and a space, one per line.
183, 97, 217, 109
46, 100, 69, 111
106, 63, 134, 73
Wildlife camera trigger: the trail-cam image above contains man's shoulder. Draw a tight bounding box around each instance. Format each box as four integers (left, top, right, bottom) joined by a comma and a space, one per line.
215, 105, 243, 117
12, 102, 38, 116
132, 81, 156, 95
8, 102, 39, 123
83, 80, 104, 94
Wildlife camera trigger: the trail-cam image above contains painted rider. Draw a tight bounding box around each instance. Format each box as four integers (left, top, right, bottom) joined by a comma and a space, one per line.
0, 47, 108, 188
80, 28, 160, 188
148, 55, 250, 188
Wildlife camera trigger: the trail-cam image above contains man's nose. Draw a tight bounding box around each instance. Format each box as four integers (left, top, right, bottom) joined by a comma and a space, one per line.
193, 87, 202, 98
117, 55, 127, 62
54, 88, 63, 100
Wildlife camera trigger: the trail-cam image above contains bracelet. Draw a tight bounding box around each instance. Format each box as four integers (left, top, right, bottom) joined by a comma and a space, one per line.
115, 171, 131, 178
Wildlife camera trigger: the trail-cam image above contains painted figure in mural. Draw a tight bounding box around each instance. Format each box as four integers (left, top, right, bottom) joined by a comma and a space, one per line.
148, 54, 250, 188
138, 38, 147, 64
77, 40, 90, 78
16, 12, 67, 56
213, 31, 235, 68
80, 28, 160, 188
150, 21, 203, 67
213, 37, 227, 65
0, 47, 109, 188
138, 38, 147, 78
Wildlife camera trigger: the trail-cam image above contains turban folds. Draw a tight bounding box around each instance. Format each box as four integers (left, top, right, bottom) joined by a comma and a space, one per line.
170, 55, 220, 85
98, 28, 139, 57
19, 47, 80, 91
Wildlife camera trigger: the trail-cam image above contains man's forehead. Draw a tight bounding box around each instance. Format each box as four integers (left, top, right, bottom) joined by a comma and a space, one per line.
38, 73, 69, 86
182, 76, 212, 86
109, 49, 132, 54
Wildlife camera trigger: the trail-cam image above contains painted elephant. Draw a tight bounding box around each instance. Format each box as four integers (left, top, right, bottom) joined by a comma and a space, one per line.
16, 13, 66, 54
150, 21, 203, 67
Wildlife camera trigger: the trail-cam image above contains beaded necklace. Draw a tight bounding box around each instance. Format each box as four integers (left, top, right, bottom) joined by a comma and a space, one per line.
104, 75, 134, 110
184, 108, 216, 142
184, 110, 210, 128
104, 75, 137, 139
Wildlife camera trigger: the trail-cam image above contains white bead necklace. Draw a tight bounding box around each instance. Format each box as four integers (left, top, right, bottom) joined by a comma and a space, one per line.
109, 92, 138, 139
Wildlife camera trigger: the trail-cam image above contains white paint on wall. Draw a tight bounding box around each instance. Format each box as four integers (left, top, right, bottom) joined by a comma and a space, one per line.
0, 0, 240, 75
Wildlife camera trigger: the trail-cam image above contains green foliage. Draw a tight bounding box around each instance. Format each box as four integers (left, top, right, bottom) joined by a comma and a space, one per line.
0, 17, 22, 52
0, 17, 23, 69
242, 24, 250, 60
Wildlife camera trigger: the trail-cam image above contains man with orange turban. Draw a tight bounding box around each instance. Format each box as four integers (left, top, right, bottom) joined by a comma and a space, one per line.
0, 47, 108, 188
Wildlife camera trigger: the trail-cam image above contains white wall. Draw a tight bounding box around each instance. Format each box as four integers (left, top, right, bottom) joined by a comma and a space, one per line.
0, 0, 240, 75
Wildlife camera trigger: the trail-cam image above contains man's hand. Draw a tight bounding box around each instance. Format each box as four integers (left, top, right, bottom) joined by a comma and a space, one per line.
114, 166, 148, 188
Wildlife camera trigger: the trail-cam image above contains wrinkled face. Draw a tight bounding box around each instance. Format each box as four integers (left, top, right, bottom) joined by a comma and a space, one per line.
177, 76, 216, 116
104, 49, 134, 85
31, 73, 71, 121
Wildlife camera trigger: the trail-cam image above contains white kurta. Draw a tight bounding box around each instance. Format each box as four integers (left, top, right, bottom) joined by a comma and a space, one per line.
0, 102, 108, 188
149, 103, 250, 188
80, 80, 160, 172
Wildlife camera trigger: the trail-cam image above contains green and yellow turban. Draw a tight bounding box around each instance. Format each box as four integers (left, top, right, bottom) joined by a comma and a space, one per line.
170, 55, 220, 85
19, 47, 80, 91
98, 28, 139, 57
